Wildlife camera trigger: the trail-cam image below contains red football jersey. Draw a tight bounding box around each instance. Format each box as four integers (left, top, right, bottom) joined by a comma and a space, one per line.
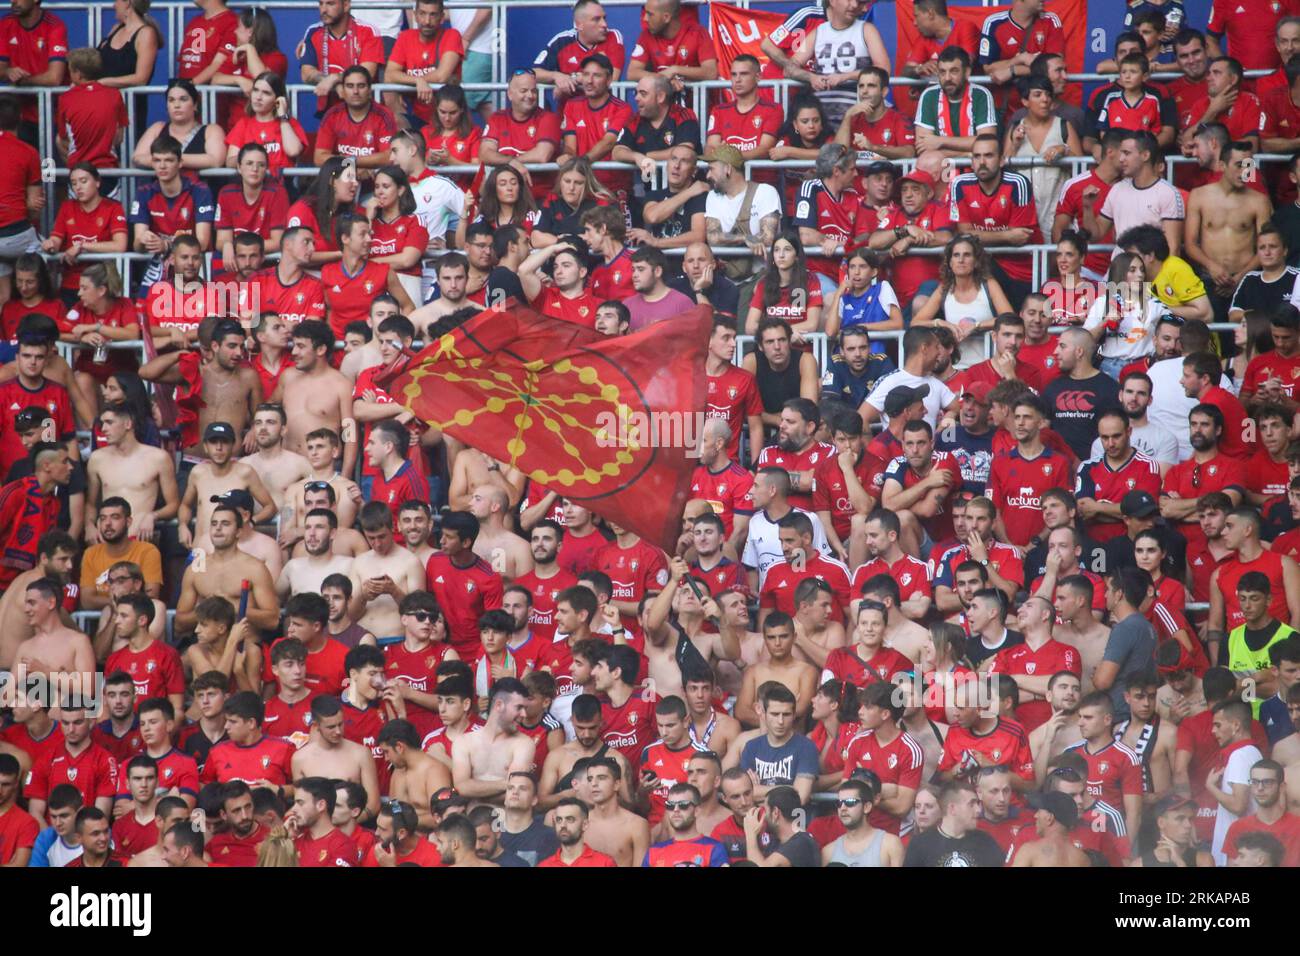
989, 447, 1076, 547
706, 97, 784, 151
639, 738, 708, 825
1241, 350, 1300, 401
987, 639, 1081, 731
848, 108, 916, 153
262, 693, 316, 745
340, 697, 391, 791
388, 26, 465, 124
851, 553, 932, 604
177, 9, 238, 79
92, 720, 143, 766
532, 285, 602, 328
27, 742, 119, 806
0, 722, 63, 772
688, 557, 747, 597
948, 169, 1041, 282
689, 461, 755, 537
1162, 453, 1245, 555
592, 538, 670, 628
0, 11, 68, 123
215, 181, 290, 242
748, 279, 824, 335
200, 735, 294, 786
56, 82, 126, 169
369, 214, 430, 277
296, 826, 362, 867
562, 95, 637, 157
902, 17, 982, 115
1244, 449, 1289, 505
873, 201, 952, 303
119, 747, 200, 800
483, 106, 563, 197
0, 131, 41, 228
425, 552, 506, 658
558, 528, 609, 577
812, 451, 882, 542
226, 115, 311, 176
111, 811, 159, 860
600, 690, 658, 770
590, 247, 636, 302
316, 102, 397, 161
760, 554, 852, 618
841, 727, 925, 833
754, 440, 836, 511
0, 377, 75, 475
1202, 385, 1256, 461
321, 259, 392, 338
1055, 171, 1115, 278
880, 451, 965, 541
1222, 812, 1300, 867
824, 644, 913, 688
249, 267, 326, 326
938, 717, 1034, 782
1064, 738, 1142, 809
1075, 451, 1162, 543
978, 10, 1065, 104
514, 567, 580, 643
931, 541, 1025, 591
383, 639, 453, 739
208, 822, 269, 867
1216, 549, 1290, 630
49, 197, 129, 292
1208, 0, 1300, 69
1093, 89, 1173, 137
104, 640, 186, 704
370, 460, 427, 513
792, 178, 864, 280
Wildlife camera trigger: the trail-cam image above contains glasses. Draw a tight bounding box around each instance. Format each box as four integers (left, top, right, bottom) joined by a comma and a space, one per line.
664, 800, 696, 811
512, 68, 536, 78
837, 797, 862, 807
1249, 778, 1280, 787
407, 611, 437, 623
305, 481, 330, 492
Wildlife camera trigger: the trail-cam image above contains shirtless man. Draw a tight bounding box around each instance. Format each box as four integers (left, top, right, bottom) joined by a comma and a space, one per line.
583, 755, 651, 867
278, 509, 354, 600
735, 613, 818, 727
1184, 141, 1273, 312
239, 404, 312, 512
1012, 792, 1090, 867
11, 577, 95, 696
409, 255, 473, 334
538, 693, 633, 810
84, 403, 178, 543
1052, 575, 1111, 693
378, 718, 452, 831
468, 484, 532, 580
1156, 644, 1209, 724
449, 449, 523, 514
212, 488, 282, 582
125, 798, 191, 868
715, 590, 765, 700
339, 295, 399, 382
288, 482, 367, 559
140, 318, 262, 457
272, 321, 358, 477
397, 501, 436, 565
1116, 672, 1177, 802
683, 669, 742, 761
642, 558, 740, 700
177, 423, 275, 552
174, 505, 280, 637
1030, 672, 1084, 785
347, 501, 426, 640
859, 575, 931, 663
281, 429, 362, 548
791, 579, 848, 669
451, 677, 536, 804
292, 695, 380, 820
0, 532, 77, 669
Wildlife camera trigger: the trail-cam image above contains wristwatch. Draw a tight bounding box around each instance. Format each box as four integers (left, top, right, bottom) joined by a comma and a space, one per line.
894, 225, 907, 238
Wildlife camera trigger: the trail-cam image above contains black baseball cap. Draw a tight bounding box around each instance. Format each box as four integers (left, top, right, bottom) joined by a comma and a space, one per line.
1027, 790, 1079, 829
864, 160, 899, 179
210, 489, 255, 513
1121, 490, 1158, 519
204, 422, 236, 443
883, 383, 930, 418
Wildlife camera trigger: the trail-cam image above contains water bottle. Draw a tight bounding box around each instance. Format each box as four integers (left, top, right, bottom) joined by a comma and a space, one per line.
93, 343, 108, 364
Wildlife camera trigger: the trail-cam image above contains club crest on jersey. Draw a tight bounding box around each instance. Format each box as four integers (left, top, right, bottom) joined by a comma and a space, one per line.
1025, 662, 1036, 674
1043, 464, 1052, 475
261, 755, 270, 768
364, 280, 375, 294
319, 850, 328, 862
527, 126, 536, 137
1099, 761, 1109, 774
664, 132, 674, 145
466, 581, 476, 592
991, 750, 1002, 761
66, 768, 77, 781
630, 559, 639, 571
1208, 465, 1218, 476
727, 385, 738, 399
629, 712, 638, 725
146, 660, 156, 672
579, 306, 589, 318
425, 655, 438, 668
296, 292, 305, 303
888, 753, 898, 769
164, 767, 174, 779
882, 129, 892, 142
902, 573, 913, 586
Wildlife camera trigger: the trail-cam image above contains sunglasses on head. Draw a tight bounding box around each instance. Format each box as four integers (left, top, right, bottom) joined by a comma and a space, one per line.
305, 481, 330, 492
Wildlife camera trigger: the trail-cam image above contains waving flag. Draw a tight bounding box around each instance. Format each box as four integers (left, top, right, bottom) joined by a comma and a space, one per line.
708, 2, 789, 78
386, 305, 713, 553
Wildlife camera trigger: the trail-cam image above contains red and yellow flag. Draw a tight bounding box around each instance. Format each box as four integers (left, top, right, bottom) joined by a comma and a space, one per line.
387, 305, 714, 554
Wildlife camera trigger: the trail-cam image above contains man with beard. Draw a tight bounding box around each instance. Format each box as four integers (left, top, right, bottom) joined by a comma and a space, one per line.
1160, 406, 1246, 556
452, 677, 535, 802
539, 796, 618, 867
951, 313, 1045, 393
79, 500, 162, 611
173, 506, 280, 637
638, 144, 710, 251
743, 784, 820, 867
642, 782, 728, 866
1089, 372, 1179, 470
239, 404, 312, 512
514, 520, 579, 647
702, 144, 781, 257
207, 781, 268, 866
1119, 318, 1182, 383
540, 694, 632, 809
754, 398, 835, 512
935, 385, 995, 496
397, 501, 436, 566
1043, 328, 1121, 462
914, 47, 998, 166
822, 777, 905, 866
743, 319, 822, 435
880, 419, 964, 554
1029, 672, 1084, 782
932, 496, 1023, 611
820, 327, 897, 414
812, 410, 881, 565
866, 169, 951, 318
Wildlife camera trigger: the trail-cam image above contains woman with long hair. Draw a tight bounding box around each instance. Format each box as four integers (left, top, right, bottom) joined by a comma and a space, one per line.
1084, 252, 1162, 380
906, 786, 943, 846
1050, 229, 1099, 325
132, 78, 226, 172
369, 165, 430, 305
0, 254, 66, 340
209, 8, 288, 130
456, 164, 539, 248
426, 85, 482, 187
1005, 76, 1080, 237
532, 157, 612, 248
41, 164, 129, 308
97, 0, 162, 138
744, 229, 823, 338
286, 156, 359, 266
1232, 312, 1276, 385
809, 679, 861, 786
64, 261, 142, 399
256, 827, 299, 867
910, 235, 1012, 368
919, 622, 975, 726
770, 95, 834, 209
225, 71, 307, 177
95, 372, 162, 448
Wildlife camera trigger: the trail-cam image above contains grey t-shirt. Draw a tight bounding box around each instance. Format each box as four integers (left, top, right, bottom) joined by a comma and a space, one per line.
1103, 612, 1157, 720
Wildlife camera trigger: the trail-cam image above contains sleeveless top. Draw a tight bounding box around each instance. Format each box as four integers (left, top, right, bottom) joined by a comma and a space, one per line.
98, 24, 143, 81
811, 20, 871, 120
557, 743, 611, 793
1015, 117, 1068, 237
829, 827, 885, 867
942, 281, 995, 368
165, 122, 211, 159
754, 347, 804, 414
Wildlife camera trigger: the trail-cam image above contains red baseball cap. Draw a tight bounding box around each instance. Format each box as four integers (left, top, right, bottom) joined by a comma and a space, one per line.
960, 381, 994, 405
900, 169, 937, 191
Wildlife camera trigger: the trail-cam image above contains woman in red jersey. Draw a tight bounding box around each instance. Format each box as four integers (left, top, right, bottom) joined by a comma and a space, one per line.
745, 230, 823, 340
41, 165, 129, 307
209, 8, 289, 130
532, 157, 611, 249
132, 78, 227, 174
456, 164, 539, 248
286, 156, 360, 267
225, 72, 308, 180
92, 372, 162, 449
1, 255, 67, 341
368, 165, 430, 304
1048, 230, 1101, 325
809, 679, 860, 785
64, 261, 142, 396
919, 622, 975, 726
426, 84, 482, 188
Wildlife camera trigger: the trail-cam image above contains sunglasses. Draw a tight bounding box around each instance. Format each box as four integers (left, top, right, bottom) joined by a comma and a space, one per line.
512, 68, 536, 78
305, 481, 330, 492
664, 800, 697, 811
407, 611, 437, 623
837, 798, 864, 808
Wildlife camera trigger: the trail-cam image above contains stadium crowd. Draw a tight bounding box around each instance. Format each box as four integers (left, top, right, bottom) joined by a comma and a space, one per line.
3, 0, 1300, 869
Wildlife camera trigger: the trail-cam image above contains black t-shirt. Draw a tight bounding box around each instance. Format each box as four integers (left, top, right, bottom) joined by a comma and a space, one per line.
499, 816, 561, 867
535, 196, 597, 239
1026, 529, 1104, 581
773, 831, 821, 868
1102, 523, 1188, 580
484, 267, 526, 310
1043, 370, 1121, 461
1230, 266, 1300, 318
904, 826, 1005, 867
965, 628, 1024, 670
616, 110, 701, 156
641, 186, 707, 241
667, 272, 740, 322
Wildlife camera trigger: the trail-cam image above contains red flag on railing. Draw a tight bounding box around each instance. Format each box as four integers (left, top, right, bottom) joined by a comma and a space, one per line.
384, 304, 713, 554
708, 2, 789, 79
894, 0, 1087, 106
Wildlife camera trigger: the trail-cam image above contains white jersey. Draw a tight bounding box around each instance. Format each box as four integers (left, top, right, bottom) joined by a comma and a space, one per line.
811, 19, 872, 119
743, 507, 831, 582
412, 173, 466, 299
1146, 357, 1236, 461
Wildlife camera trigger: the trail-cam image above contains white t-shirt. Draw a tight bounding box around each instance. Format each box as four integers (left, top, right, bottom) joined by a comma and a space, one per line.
862, 370, 957, 427
743, 507, 831, 581
1089, 420, 1180, 466
1211, 743, 1262, 865
1083, 293, 1163, 360
1147, 357, 1235, 461
449, 9, 493, 54
705, 183, 782, 236
1099, 178, 1185, 257
352, 7, 407, 38
412, 173, 465, 243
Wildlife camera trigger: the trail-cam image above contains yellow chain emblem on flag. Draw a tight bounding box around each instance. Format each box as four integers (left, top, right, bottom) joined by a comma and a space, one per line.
403, 348, 645, 489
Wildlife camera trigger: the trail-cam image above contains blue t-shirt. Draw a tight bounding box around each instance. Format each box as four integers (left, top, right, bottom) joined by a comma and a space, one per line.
820, 354, 897, 409
740, 733, 820, 788
839, 279, 899, 352
936, 424, 995, 495
1259, 694, 1294, 746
